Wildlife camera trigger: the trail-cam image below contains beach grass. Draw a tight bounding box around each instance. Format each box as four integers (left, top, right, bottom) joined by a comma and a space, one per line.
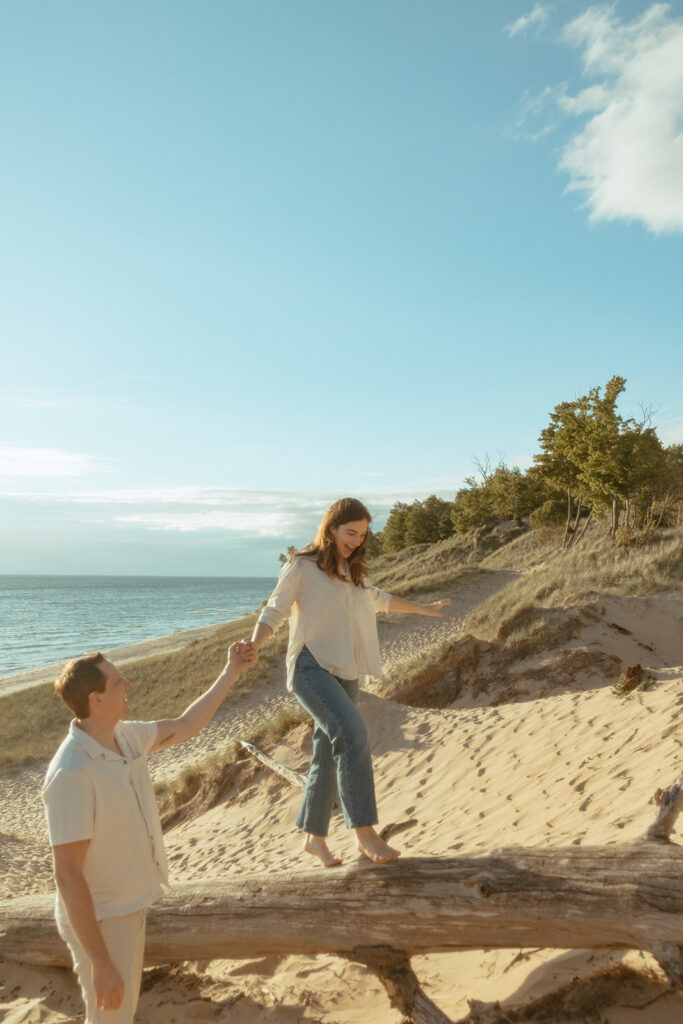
375, 523, 683, 710
466, 525, 683, 643
2, 521, 680, 775
369, 520, 527, 597
0, 610, 286, 768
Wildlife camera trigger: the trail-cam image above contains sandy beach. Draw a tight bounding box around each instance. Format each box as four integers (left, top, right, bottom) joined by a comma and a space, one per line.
1, 574, 682, 1023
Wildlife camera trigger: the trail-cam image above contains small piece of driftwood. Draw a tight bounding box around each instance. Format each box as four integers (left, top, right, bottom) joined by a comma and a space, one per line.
644, 774, 683, 842
238, 739, 307, 789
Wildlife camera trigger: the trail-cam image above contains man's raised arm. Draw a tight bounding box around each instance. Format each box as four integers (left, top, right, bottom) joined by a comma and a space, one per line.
150, 641, 254, 752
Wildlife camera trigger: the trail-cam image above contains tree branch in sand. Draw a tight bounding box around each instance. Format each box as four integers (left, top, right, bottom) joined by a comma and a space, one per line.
238, 739, 307, 789
349, 946, 455, 1024
644, 774, 683, 843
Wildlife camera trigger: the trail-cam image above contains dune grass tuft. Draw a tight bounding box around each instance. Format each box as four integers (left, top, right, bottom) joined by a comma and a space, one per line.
466, 526, 683, 644
370, 520, 528, 597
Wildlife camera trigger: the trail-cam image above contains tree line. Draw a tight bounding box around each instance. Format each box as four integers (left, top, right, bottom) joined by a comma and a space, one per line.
378, 376, 683, 553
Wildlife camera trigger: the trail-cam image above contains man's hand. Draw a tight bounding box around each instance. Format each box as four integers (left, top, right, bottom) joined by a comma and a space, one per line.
92, 956, 125, 1011
151, 640, 258, 752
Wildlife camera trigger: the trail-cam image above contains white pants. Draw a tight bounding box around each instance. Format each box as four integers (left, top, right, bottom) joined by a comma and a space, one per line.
57, 907, 147, 1023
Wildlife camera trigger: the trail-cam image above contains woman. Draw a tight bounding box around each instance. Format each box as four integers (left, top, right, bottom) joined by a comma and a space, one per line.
249, 497, 449, 867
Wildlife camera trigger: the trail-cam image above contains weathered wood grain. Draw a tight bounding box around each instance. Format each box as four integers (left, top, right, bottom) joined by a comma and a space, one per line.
2, 844, 683, 972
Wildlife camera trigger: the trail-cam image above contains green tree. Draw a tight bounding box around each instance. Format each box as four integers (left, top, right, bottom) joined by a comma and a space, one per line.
382, 502, 410, 552
404, 496, 453, 546
365, 529, 384, 558
450, 461, 545, 534
534, 376, 672, 542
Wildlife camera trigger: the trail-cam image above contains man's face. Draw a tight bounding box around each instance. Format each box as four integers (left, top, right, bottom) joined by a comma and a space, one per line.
90, 660, 132, 722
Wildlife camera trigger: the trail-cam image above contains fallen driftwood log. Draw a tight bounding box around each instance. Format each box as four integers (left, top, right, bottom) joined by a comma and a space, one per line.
2, 844, 683, 965
2, 779, 682, 1024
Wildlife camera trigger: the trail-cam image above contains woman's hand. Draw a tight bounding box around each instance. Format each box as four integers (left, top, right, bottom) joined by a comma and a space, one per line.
387, 596, 451, 617
421, 598, 451, 618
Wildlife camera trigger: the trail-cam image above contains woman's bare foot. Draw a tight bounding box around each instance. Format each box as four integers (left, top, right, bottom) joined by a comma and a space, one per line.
354, 826, 401, 864
303, 834, 342, 867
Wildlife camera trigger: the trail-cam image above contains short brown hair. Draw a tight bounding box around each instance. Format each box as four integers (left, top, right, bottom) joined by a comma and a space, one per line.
54, 652, 107, 718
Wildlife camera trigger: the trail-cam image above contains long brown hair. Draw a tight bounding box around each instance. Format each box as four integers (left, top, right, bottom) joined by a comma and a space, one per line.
291, 497, 372, 586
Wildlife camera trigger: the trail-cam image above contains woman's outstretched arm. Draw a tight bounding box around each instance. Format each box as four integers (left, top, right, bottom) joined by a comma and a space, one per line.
250, 621, 274, 651
387, 595, 450, 617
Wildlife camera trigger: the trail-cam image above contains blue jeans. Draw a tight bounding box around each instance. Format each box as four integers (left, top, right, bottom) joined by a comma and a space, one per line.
292, 646, 378, 836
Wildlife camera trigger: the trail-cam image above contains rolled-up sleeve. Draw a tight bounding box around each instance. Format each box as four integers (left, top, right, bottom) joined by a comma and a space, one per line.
367, 584, 391, 613
257, 560, 301, 632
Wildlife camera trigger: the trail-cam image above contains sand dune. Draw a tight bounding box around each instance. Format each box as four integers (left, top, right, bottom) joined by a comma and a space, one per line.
2, 584, 682, 1022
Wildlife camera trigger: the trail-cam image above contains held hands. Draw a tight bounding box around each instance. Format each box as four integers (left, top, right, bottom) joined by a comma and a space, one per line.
227, 640, 257, 672
93, 958, 125, 1012
422, 598, 451, 618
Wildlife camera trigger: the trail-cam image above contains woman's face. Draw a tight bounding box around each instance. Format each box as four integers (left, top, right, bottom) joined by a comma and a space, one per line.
332, 519, 369, 560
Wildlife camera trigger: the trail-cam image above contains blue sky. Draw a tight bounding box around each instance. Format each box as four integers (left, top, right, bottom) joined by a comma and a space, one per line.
1, 1, 682, 575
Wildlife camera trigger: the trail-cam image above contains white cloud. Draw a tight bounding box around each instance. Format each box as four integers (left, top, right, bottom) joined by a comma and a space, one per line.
114, 510, 303, 536
505, 3, 552, 38
558, 3, 683, 232
0, 446, 102, 479
1, 484, 460, 538
507, 84, 566, 142
4, 486, 332, 512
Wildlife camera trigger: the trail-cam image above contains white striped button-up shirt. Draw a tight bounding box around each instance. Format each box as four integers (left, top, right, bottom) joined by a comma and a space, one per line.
257, 556, 392, 689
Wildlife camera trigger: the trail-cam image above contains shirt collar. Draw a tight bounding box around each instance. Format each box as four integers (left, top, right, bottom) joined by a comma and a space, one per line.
69, 719, 125, 761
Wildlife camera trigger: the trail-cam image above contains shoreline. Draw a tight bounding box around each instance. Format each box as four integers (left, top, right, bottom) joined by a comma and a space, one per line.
0, 617, 248, 699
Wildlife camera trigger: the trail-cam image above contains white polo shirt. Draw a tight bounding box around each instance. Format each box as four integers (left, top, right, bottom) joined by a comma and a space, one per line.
257, 556, 392, 689
42, 719, 167, 919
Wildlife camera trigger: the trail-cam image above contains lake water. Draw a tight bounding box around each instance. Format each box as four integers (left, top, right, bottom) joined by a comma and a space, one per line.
0, 575, 277, 678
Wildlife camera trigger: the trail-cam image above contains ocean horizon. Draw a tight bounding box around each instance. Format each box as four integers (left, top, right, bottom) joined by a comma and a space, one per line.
0, 574, 277, 679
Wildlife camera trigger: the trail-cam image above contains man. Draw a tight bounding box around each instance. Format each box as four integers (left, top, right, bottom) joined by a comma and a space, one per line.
42, 641, 253, 1023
